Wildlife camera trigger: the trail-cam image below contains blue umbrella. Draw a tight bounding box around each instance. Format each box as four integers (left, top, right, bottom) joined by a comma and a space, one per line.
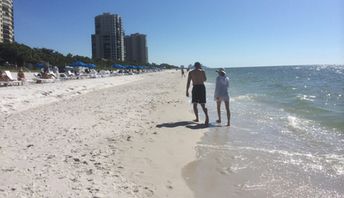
35, 63, 45, 68
112, 64, 124, 69
86, 64, 96, 68
70, 61, 87, 67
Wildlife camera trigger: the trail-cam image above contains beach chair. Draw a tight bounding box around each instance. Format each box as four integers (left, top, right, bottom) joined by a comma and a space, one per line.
59, 73, 68, 80
32, 72, 57, 84
67, 71, 78, 80
89, 69, 100, 78
0, 71, 23, 87
77, 72, 90, 79
99, 70, 110, 78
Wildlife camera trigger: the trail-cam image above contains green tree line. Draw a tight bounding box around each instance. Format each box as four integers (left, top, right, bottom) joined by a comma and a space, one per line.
0, 42, 177, 70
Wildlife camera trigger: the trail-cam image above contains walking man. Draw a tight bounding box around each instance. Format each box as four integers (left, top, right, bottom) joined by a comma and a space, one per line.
186, 62, 209, 126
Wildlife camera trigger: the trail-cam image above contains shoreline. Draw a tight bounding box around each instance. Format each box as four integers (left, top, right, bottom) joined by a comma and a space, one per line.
0, 70, 206, 197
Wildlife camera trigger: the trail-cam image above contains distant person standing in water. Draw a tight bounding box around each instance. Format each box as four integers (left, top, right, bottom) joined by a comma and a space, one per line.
181, 66, 185, 77
186, 62, 209, 126
214, 68, 230, 126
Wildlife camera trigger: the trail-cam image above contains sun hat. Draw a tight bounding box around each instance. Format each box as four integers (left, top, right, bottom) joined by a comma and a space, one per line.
216, 68, 226, 74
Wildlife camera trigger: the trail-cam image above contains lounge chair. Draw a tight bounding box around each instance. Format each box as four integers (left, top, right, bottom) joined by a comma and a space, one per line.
66, 71, 78, 80
89, 69, 101, 78
99, 70, 110, 77
32, 72, 57, 83
0, 71, 23, 87
76, 72, 90, 79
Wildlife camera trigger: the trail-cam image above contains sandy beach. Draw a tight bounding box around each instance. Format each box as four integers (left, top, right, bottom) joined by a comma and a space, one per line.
0, 71, 208, 197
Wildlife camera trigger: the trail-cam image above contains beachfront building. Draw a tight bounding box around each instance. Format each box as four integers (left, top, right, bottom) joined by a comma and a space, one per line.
0, 0, 14, 43
91, 13, 125, 61
124, 33, 148, 64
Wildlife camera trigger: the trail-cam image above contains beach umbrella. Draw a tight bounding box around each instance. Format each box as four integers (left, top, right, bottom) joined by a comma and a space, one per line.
70, 61, 87, 67
86, 64, 96, 68
35, 63, 45, 68
112, 64, 124, 69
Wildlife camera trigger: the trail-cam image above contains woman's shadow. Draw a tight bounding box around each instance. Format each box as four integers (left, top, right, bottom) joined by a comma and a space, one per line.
156, 121, 211, 130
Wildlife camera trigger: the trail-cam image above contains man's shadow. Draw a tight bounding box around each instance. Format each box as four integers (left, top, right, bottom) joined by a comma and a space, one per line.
156, 121, 212, 130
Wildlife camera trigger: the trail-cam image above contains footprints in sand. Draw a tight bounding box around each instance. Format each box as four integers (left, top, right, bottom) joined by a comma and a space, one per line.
41, 90, 53, 96
0, 73, 187, 197
118, 184, 154, 197
57, 147, 158, 197
166, 99, 183, 104
166, 180, 174, 190
2, 104, 15, 113
64, 87, 87, 96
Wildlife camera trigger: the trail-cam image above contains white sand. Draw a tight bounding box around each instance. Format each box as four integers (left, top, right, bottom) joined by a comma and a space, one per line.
0, 72, 143, 115
0, 71, 207, 197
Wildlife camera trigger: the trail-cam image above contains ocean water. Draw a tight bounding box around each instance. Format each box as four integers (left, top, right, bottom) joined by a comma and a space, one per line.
183, 65, 344, 197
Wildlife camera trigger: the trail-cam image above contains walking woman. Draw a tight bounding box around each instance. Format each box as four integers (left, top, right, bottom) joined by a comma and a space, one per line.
214, 68, 231, 126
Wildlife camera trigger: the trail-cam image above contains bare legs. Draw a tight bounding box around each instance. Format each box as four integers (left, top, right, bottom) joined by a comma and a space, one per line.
200, 104, 209, 126
193, 103, 209, 125
225, 101, 231, 126
193, 103, 199, 122
216, 100, 221, 123
216, 100, 231, 126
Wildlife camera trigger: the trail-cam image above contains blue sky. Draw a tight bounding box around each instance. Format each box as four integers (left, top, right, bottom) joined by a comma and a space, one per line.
14, 0, 344, 67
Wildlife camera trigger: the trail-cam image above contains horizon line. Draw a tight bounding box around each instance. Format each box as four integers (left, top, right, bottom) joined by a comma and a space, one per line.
205, 64, 344, 69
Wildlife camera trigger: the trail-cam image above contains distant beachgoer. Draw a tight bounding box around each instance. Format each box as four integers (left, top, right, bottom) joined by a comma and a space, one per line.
186, 62, 209, 125
43, 65, 49, 74
181, 67, 185, 77
214, 68, 231, 126
40, 66, 55, 79
52, 66, 59, 79
0, 70, 10, 81
0, 71, 4, 81
17, 67, 26, 81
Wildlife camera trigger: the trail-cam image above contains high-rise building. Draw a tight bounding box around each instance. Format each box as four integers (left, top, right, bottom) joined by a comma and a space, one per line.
0, 0, 14, 43
124, 33, 148, 64
91, 13, 125, 61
